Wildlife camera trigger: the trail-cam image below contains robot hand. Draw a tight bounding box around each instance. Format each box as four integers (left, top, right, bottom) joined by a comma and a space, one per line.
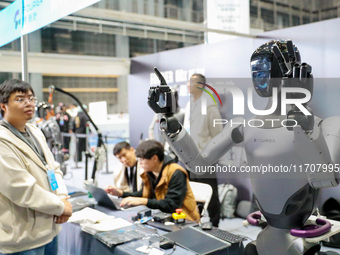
287, 105, 314, 133
286, 62, 314, 133
148, 67, 181, 134
148, 67, 176, 115
271, 40, 314, 133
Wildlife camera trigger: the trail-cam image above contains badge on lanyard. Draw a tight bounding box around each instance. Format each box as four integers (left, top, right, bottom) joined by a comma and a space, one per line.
47, 169, 59, 191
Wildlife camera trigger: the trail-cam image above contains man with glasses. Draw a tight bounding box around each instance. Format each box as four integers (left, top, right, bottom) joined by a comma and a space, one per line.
0, 79, 72, 255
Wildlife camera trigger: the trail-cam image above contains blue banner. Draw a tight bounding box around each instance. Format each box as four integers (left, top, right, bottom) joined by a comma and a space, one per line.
0, 0, 22, 47
0, 0, 100, 48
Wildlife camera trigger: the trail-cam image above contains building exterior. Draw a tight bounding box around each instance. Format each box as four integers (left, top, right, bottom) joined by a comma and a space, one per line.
0, 0, 339, 113
250, 0, 340, 32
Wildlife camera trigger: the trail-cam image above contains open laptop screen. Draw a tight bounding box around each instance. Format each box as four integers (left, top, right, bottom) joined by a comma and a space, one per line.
85, 184, 123, 210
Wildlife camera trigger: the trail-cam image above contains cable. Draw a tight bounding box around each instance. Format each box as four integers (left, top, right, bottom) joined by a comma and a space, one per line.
165, 244, 176, 255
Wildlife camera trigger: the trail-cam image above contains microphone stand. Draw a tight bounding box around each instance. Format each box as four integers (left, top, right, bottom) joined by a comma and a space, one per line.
49, 85, 107, 182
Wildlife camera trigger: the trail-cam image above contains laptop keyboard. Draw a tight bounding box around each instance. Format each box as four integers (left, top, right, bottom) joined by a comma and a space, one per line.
204, 228, 246, 243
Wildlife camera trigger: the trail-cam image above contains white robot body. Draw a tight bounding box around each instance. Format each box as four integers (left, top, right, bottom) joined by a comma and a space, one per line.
148, 40, 340, 255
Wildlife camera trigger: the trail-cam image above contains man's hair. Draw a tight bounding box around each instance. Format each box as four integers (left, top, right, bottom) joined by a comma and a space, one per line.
113, 141, 131, 155
136, 140, 164, 162
191, 73, 206, 84
0, 79, 34, 116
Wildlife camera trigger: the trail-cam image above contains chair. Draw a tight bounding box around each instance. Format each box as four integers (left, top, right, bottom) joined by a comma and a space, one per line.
189, 181, 213, 217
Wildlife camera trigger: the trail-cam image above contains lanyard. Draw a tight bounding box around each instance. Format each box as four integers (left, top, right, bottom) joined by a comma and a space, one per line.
0, 120, 48, 166
0, 120, 58, 191
126, 165, 137, 192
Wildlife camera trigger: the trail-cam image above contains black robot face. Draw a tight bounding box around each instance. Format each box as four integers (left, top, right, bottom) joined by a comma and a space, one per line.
251, 54, 272, 97
250, 40, 301, 98
36, 101, 51, 119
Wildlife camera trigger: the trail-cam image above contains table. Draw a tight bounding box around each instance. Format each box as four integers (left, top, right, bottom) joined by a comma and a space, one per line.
58, 205, 197, 255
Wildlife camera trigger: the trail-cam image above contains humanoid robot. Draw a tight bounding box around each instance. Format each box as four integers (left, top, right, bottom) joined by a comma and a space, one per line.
148, 40, 340, 255
36, 101, 67, 175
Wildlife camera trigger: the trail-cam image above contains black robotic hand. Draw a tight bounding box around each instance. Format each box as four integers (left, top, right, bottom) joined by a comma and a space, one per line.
148, 67, 175, 115
147, 67, 181, 134
284, 63, 314, 133
271, 40, 314, 133
287, 105, 314, 133
285, 63, 314, 133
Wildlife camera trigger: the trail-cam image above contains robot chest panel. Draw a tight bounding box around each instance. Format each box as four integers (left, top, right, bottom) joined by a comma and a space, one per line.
244, 127, 299, 165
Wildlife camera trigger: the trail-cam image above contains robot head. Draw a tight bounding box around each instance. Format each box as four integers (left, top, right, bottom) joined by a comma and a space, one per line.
251, 40, 301, 97
36, 101, 52, 119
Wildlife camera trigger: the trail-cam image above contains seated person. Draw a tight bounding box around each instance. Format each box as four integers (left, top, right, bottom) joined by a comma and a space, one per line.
110, 141, 143, 192
105, 140, 200, 222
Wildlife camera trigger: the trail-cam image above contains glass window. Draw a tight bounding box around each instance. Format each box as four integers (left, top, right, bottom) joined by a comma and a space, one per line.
41, 28, 116, 57
42, 76, 118, 114
292, 15, 300, 26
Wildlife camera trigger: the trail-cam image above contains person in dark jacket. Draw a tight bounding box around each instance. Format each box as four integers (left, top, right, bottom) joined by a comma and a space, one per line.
73, 105, 89, 162
105, 140, 200, 222
56, 103, 72, 151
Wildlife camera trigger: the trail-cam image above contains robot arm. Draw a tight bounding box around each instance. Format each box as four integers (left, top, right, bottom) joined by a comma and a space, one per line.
148, 68, 243, 173
272, 40, 339, 188
322, 116, 340, 185
321, 116, 340, 165
159, 116, 244, 172
294, 116, 340, 188
293, 120, 339, 188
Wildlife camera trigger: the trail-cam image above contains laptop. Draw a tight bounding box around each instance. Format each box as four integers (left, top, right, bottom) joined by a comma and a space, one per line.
163, 226, 230, 255
85, 184, 125, 210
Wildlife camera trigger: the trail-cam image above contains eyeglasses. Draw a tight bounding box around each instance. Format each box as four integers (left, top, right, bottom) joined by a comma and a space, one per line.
13, 96, 38, 105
